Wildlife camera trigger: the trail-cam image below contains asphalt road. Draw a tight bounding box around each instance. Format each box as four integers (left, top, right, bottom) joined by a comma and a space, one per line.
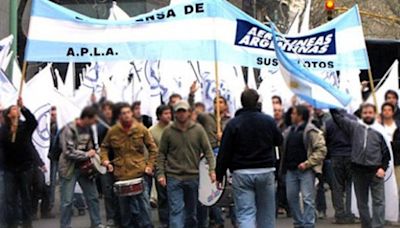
33, 187, 400, 228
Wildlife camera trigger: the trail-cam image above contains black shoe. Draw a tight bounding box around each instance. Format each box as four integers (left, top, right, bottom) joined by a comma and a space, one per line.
78, 209, 86, 216
41, 212, 56, 219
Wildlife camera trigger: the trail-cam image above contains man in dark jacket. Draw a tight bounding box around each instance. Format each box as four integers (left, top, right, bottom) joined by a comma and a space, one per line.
326, 113, 356, 224
0, 97, 44, 228
216, 89, 283, 228
331, 104, 391, 228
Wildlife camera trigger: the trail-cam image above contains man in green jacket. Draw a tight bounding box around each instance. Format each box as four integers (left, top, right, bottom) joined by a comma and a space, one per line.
157, 100, 216, 228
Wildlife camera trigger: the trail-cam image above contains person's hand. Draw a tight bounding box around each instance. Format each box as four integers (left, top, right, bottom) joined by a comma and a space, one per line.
87, 149, 96, 158
216, 181, 224, 190
39, 165, 47, 173
298, 162, 307, 171
90, 93, 97, 104
145, 166, 153, 175
376, 168, 385, 178
189, 81, 199, 95
158, 177, 166, 187
217, 132, 223, 142
17, 97, 23, 108
106, 164, 113, 172
209, 171, 216, 183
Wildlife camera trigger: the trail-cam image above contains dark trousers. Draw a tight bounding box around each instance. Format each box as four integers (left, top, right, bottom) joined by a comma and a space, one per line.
5, 167, 34, 228
331, 156, 353, 220
32, 168, 51, 217
49, 160, 58, 211
155, 177, 169, 227
100, 172, 120, 223
353, 169, 385, 228
316, 159, 333, 213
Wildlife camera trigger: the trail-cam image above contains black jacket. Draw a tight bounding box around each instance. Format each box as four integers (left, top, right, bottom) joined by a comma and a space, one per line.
0, 107, 43, 171
325, 113, 356, 157
391, 125, 400, 166
216, 108, 283, 182
330, 109, 390, 172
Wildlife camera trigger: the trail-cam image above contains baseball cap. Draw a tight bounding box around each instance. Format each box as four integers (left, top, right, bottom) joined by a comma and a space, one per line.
174, 100, 190, 112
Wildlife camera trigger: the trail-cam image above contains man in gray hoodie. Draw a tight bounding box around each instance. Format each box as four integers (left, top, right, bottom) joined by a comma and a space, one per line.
330, 103, 390, 228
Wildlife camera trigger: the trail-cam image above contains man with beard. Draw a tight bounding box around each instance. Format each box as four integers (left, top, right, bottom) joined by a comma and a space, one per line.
330, 103, 390, 228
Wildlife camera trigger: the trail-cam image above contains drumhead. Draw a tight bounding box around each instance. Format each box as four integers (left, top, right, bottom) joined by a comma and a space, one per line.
91, 154, 107, 174
115, 178, 143, 186
198, 157, 226, 206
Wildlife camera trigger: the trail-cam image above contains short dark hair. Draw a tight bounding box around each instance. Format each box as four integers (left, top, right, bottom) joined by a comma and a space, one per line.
272, 95, 282, 104
169, 93, 182, 101
385, 90, 399, 101
101, 100, 114, 111
113, 102, 131, 120
80, 106, 98, 119
381, 102, 395, 112
294, 105, 310, 122
241, 89, 259, 108
213, 96, 227, 105
156, 105, 172, 120
194, 102, 205, 109
360, 103, 377, 113
131, 101, 141, 110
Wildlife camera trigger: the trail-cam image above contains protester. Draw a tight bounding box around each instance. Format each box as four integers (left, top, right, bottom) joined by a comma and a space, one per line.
330, 104, 390, 228
216, 89, 283, 228
47, 106, 59, 215
132, 101, 153, 128
326, 111, 356, 224
58, 106, 103, 228
96, 101, 120, 227
157, 100, 216, 228
101, 102, 158, 228
168, 93, 182, 108
381, 102, 400, 219
149, 104, 172, 228
196, 95, 230, 228
1, 97, 45, 228
281, 105, 327, 228
273, 103, 290, 217
0, 105, 6, 227
384, 90, 400, 121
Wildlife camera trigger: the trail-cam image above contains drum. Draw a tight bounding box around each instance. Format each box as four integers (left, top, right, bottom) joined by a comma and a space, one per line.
79, 154, 106, 176
114, 178, 144, 197
198, 157, 226, 206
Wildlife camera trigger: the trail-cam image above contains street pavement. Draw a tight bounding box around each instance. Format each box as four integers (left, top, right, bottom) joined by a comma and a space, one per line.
33, 187, 400, 228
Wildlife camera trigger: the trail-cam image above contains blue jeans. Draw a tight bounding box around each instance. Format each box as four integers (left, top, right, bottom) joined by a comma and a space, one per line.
60, 169, 101, 228
232, 171, 276, 228
0, 170, 5, 227
118, 186, 152, 228
286, 169, 316, 228
167, 176, 199, 228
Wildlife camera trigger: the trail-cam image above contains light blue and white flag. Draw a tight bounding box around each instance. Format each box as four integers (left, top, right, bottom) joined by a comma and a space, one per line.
271, 24, 352, 109
25, 0, 369, 71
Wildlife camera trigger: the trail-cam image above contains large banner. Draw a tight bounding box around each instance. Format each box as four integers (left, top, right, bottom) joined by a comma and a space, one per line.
25, 0, 369, 71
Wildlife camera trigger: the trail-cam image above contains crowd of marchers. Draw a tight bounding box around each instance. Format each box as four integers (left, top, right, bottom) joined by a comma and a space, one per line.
0, 82, 400, 228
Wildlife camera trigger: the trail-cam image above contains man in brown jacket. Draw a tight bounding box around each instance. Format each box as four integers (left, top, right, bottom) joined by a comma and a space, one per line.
101, 102, 158, 228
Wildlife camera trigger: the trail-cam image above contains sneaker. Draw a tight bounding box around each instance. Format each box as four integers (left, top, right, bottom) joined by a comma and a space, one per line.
150, 199, 158, 208
92, 224, 105, 228
317, 211, 326, 219
106, 219, 116, 227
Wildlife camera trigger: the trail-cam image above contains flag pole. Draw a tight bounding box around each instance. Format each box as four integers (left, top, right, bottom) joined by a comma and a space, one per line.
214, 61, 222, 139
11, 61, 27, 142
367, 68, 379, 110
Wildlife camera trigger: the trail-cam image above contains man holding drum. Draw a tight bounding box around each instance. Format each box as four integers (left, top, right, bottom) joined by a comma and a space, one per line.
100, 102, 158, 228
157, 100, 216, 228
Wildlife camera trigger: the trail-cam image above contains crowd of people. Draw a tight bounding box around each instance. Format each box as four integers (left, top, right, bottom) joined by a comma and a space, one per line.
0, 84, 400, 228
